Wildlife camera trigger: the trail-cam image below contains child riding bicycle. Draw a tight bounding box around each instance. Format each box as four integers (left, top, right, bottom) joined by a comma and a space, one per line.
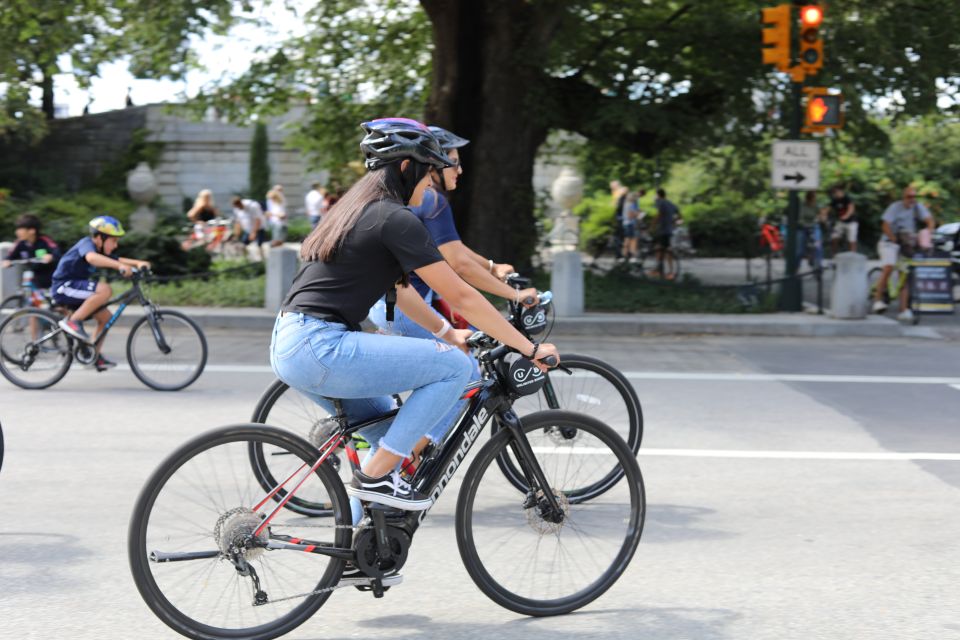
2, 213, 61, 291
52, 216, 151, 371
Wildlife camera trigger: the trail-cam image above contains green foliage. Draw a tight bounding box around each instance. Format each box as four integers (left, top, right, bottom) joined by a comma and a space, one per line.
0, 191, 135, 245
285, 216, 313, 243
118, 231, 212, 278
684, 198, 759, 258
248, 121, 270, 201
114, 273, 265, 307
573, 191, 616, 255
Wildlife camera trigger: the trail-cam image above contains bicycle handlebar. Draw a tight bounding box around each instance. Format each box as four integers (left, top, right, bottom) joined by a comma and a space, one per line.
466, 331, 558, 369
4, 258, 48, 265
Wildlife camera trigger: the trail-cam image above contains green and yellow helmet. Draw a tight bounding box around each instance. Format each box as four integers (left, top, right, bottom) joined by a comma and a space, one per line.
89, 215, 126, 237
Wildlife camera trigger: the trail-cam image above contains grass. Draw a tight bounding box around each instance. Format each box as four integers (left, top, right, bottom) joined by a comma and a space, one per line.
111, 259, 265, 307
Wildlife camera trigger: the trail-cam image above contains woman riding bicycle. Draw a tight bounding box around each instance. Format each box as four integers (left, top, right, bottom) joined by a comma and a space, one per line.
270, 117, 558, 513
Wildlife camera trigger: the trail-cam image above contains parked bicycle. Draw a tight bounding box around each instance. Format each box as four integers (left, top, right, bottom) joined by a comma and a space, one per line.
252, 275, 643, 506
0, 267, 208, 390
867, 255, 921, 325
0, 258, 54, 318
129, 332, 645, 640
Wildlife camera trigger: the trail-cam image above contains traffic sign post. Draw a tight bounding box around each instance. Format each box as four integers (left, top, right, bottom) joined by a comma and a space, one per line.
771, 140, 820, 190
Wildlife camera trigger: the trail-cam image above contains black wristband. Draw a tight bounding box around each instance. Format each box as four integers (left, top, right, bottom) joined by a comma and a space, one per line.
528, 342, 540, 360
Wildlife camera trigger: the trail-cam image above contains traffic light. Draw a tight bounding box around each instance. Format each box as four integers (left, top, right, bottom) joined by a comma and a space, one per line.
803, 87, 843, 132
799, 4, 824, 74
761, 4, 791, 71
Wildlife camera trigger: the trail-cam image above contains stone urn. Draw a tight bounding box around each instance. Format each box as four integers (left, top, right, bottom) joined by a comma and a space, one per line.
549, 167, 584, 252
127, 161, 158, 233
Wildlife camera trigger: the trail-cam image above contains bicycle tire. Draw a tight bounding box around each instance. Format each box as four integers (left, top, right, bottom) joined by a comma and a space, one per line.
250, 379, 357, 517
126, 309, 208, 391
0, 308, 73, 389
0, 420, 4, 475
495, 353, 642, 502
128, 424, 351, 640
456, 410, 644, 616
0, 293, 26, 319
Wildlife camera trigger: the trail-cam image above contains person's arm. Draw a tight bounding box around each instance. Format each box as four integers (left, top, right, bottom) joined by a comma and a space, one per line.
118, 256, 151, 269
437, 241, 537, 306
881, 220, 896, 243
395, 285, 472, 351
415, 260, 558, 367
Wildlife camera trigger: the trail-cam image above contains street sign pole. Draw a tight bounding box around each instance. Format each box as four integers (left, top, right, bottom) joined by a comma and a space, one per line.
781, 79, 804, 311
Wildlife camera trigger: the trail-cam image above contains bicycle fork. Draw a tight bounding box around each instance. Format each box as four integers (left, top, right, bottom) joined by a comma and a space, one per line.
499, 410, 565, 522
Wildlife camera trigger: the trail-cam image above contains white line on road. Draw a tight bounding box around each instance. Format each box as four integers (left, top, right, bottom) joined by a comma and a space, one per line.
181, 365, 960, 386
532, 447, 960, 461
951, 384, 960, 392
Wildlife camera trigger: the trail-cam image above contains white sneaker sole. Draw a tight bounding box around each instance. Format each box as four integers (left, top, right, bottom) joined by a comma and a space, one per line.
338, 573, 404, 587
346, 486, 433, 511
57, 321, 93, 344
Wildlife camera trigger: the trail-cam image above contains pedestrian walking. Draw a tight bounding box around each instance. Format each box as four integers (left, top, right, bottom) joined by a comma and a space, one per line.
265, 186, 287, 247
652, 188, 681, 279
609, 180, 628, 259
305, 183, 326, 228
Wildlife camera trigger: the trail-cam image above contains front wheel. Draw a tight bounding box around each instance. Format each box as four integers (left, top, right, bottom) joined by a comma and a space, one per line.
0, 294, 26, 324
0, 308, 73, 389
127, 309, 208, 391
456, 410, 645, 617
128, 424, 351, 640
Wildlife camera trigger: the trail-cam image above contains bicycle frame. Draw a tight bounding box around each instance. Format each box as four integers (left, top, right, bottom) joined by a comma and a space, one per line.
85, 276, 166, 351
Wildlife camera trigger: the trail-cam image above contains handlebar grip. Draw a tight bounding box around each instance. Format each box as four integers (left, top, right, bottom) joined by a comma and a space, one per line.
539, 355, 558, 368
521, 296, 536, 306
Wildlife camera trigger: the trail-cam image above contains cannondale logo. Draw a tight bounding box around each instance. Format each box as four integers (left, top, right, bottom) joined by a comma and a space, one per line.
513, 366, 544, 383
522, 311, 546, 327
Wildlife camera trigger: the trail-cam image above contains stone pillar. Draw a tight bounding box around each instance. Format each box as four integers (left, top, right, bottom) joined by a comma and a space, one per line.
1, 241, 18, 300
549, 168, 585, 316
127, 161, 158, 233
265, 246, 298, 311
830, 251, 868, 319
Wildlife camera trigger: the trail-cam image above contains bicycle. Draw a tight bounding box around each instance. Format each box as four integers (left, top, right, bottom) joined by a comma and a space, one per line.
128, 333, 645, 640
867, 254, 920, 325
0, 267, 208, 390
0, 258, 55, 318
251, 275, 643, 507
625, 228, 682, 280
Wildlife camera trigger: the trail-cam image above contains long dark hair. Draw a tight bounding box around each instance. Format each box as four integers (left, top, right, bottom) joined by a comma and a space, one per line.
300, 159, 431, 262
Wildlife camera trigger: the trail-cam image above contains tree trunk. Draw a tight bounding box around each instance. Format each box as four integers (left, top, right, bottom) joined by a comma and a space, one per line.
422, 0, 550, 267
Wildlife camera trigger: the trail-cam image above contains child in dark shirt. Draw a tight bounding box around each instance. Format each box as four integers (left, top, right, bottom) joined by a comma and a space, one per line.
2, 214, 61, 289
52, 216, 150, 371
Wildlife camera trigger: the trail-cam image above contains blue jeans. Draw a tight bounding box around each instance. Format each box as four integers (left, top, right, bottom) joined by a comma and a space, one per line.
270, 312, 473, 459
368, 295, 480, 443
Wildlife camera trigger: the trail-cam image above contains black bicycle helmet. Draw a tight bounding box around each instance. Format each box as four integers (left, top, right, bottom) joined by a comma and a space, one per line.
360, 118, 455, 170
428, 125, 469, 150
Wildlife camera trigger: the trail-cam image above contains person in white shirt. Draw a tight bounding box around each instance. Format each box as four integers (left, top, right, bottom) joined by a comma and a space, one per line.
305, 183, 327, 228
265, 185, 287, 247
231, 196, 266, 261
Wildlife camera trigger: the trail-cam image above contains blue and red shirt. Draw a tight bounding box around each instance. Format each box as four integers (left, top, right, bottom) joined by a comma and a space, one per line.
4, 235, 61, 288
408, 189, 460, 299
52, 237, 118, 289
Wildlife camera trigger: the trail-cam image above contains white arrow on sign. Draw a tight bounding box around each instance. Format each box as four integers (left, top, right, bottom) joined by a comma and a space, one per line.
771, 140, 820, 190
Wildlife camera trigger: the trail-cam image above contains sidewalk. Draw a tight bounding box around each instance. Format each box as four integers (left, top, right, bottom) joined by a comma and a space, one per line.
110, 305, 959, 340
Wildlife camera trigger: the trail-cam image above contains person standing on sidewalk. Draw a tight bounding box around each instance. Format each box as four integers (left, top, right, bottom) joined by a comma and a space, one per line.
305, 183, 326, 228
265, 186, 287, 247
652, 188, 681, 279
609, 180, 628, 259
873, 185, 935, 321
828, 185, 857, 254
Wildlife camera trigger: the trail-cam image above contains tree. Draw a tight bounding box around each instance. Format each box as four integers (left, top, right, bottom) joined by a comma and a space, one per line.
198, 0, 960, 264
248, 121, 270, 202
0, 0, 237, 133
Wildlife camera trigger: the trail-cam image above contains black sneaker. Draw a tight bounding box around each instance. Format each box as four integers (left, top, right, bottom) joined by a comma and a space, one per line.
58, 318, 92, 344
338, 563, 403, 588
94, 354, 117, 372
347, 469, 433, 511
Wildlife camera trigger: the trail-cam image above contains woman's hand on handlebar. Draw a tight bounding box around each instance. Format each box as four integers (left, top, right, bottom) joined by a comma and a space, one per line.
531, 342, 560, 372
517, 287, 539, 307
493, 262, 515, 281
443, 328, 476, 354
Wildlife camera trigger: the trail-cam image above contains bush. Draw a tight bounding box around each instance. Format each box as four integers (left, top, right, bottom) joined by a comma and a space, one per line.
118, 230, 212, 277
0, 191, 135, 247
573, 191, 616, 256
684, 197, 759, 257
286, 216, 313, 242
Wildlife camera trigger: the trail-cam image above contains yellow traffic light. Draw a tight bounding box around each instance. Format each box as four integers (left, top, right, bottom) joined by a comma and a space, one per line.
803, 87, 843, 132
761, 4, 791, 71
799, 5, 824, 74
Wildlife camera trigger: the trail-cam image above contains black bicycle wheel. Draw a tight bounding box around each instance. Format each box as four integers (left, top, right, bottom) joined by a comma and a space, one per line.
0, 420, 4, 475
128, 424, 351, 640
497, 353, 641, 501
0, 294, 26, 322
250, 380, 357, 517
456, 410, 644, 617
127, 309, 208, 391
0, 308, 73, 389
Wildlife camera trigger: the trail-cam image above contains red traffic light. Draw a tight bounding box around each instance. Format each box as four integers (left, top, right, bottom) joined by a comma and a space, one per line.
800, 5, 823, 27
809, 97, 830, 123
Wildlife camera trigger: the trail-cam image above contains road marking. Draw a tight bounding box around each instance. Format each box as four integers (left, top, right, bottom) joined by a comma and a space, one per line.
131, 364, 960, 386
951, 384, 960, 392
532, 447, 960, 461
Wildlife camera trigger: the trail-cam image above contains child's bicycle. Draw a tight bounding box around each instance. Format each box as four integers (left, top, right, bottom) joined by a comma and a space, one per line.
0, 258, 55, 318
867, 254, 921, 325
128, 332, 645, 640
0, 267, 208, 390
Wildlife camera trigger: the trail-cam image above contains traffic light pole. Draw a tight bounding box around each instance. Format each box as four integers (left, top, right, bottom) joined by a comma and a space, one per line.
780, 78, 804, 311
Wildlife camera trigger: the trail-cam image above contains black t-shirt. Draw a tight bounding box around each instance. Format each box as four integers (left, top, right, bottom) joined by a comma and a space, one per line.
281, 200, 444, 330
829, 194, 855, 222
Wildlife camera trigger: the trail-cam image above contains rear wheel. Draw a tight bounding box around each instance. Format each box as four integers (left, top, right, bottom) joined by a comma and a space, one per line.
0, 308, 73, 389
456, 410, 644, 616
128, 424, 351, 640
0, 294, 26, 324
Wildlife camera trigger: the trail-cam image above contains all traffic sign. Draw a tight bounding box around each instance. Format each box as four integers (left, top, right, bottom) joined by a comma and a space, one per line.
771, 140, 820, 190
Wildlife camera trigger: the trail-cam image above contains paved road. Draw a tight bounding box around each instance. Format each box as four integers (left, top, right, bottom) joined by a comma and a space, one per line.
1, 330, 959, 640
